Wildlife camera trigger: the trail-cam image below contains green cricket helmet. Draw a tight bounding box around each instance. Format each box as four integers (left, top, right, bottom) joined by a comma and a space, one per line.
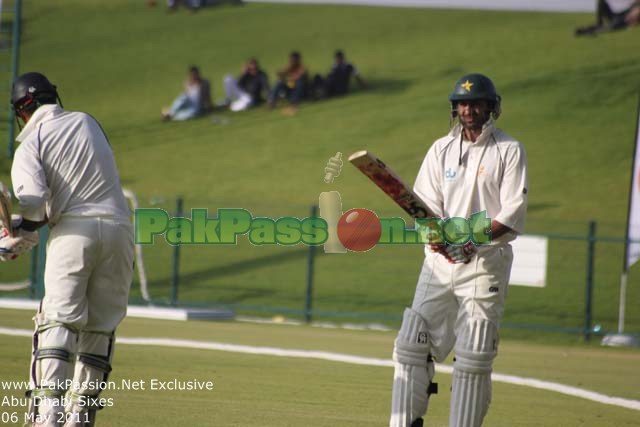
449, 73, 501, 120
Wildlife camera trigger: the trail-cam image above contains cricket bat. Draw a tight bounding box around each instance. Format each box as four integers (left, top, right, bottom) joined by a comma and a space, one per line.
349, 150, 435, 219
0, 191, 13, 237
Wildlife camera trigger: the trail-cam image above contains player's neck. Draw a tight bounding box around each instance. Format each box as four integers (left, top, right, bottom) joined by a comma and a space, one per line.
463, 127, 482, 143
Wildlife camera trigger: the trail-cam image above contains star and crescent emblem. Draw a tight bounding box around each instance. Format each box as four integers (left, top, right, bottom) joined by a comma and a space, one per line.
461, 80, 473, 92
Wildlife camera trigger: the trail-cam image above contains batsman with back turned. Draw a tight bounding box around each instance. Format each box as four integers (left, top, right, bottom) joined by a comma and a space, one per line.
4, 72, 133, 426
390, 74, 528, 427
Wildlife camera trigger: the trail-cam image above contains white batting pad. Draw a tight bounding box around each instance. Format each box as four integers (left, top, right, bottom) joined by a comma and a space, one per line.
449, 369, 492, 427
390, 308, 434, 427
29, 318, 78, 427
449, 318, 497, 427
65, 331, 115, 425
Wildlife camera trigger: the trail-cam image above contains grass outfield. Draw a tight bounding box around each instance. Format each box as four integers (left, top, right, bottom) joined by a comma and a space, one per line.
0, 308, 638, 426
1, 1, 640, 335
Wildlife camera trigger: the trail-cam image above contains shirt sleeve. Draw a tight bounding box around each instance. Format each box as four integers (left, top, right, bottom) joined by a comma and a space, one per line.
11, 139, 49, 221
413, 145, 444, 218
493, 142, 528, 234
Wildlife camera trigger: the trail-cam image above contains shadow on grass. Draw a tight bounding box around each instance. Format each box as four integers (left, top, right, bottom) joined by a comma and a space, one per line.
528, 202, 558, 213
149, 247, 315, 288
109, 77, 416, 145
357, 77, 414, 95
500, 58, 640, 104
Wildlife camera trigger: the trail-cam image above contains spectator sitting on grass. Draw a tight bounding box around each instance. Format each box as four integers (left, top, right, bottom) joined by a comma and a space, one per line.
268, 51, 308, 116
575, 0, 640, 36
162, 66, 212, 121
312, 50, 367, 99
223, 57, 270, 112
166, 0, 243, 10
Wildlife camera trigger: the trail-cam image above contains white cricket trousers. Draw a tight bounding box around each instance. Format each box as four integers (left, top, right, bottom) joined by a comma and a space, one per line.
412, 244, 513, 362
223, 75, 252, 112
42, 216, 134, 331
27, 216, 134, 425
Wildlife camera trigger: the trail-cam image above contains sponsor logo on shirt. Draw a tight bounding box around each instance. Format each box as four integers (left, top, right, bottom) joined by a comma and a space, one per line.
445, 168, 457, 181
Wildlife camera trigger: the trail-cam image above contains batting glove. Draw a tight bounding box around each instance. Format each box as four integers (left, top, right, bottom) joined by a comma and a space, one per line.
430, 241, 477, 264
444, 241, 477, 263
0, 215, 39, 261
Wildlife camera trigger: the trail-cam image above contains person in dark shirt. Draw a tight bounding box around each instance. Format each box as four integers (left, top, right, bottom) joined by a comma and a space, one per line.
575, 0, 640, 36
313, 50, 367, 99
268, 51, 308, 115
223, 58, 270, 112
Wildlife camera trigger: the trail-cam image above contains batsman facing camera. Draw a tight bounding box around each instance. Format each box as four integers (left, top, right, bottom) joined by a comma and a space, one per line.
390, 73, 528, 427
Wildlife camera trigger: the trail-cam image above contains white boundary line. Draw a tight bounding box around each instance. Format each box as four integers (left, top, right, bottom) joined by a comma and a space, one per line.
0, 298, 233, 321
0, 280, 30, 291
0, 327, 638, 411
244, 0, 594, 12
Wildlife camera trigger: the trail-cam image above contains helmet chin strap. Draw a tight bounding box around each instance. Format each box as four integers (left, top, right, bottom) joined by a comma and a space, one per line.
12, 101, 32, 130
14, 102, 33, 130
449, 102, 458, 129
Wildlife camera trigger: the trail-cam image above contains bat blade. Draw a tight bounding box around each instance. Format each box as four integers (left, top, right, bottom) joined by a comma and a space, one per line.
0, 191, 14, 237
349, 150, 434, 219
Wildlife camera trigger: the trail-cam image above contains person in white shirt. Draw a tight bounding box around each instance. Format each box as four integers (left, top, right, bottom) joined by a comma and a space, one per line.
8, 72, 134, 427
161, 65, 212, 121
390, 74, 528, 427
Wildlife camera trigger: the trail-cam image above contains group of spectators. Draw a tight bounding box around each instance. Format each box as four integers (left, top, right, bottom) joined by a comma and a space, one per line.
161, 50, 366, 121
269, 50, 367, 116
148, 0, 243, 11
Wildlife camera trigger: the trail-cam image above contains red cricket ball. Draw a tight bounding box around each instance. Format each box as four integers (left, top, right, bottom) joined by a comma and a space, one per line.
337, 208, 382, 252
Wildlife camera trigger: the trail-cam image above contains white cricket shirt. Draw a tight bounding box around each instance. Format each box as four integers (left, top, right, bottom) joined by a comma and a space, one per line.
414, 120, 528, 245
11, 104, 130, 224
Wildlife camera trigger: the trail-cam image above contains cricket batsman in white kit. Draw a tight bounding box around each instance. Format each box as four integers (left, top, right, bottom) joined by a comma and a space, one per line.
390, 74, 528, 427
3, 72, 134, 426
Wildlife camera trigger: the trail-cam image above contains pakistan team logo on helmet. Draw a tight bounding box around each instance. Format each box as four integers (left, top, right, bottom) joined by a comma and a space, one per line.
449, 73, 502, 120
